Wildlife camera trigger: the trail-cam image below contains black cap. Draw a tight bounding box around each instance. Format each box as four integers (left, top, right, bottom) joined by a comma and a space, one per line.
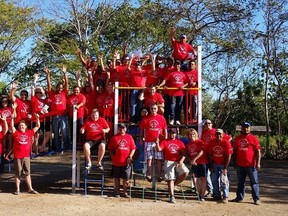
242, 122, 251, 127
169, 128, 177, 133
118, 123, 126, 128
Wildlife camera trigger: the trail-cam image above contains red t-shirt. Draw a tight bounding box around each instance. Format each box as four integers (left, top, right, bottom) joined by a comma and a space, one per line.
108, 133, 136, 166
0, 131, 5, 154
164, 70, 188, 96
82, 89, 97, 115
15, 98, 31, 124
93, 72, 108, 87
47, 90, 68, 112
233, 134, 261, 167
186, 139, 208, 164
31, 95, 50, 122
66, 93, 86, 118
201, 128, 216, 145
143, 91, 165, 108
82, 117, 109, 141
146, 67, 164, 87
100, 93, 121, 118
130, 69, 147, 87
95, 91, 108, 115
186, 69, 198, 95
207, 138, 233, 165
171, 40, 195, 61
13, 130, 35, 158
0, 107, 13, 127
116, 65, 130, 85
160, 138, 186, 161
139, 114, 167, 142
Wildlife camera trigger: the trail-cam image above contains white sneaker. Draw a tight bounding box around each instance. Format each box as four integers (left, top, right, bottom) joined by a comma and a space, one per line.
169, 196, 176, 204
169, 120, 174, 125
175, 120, 181, 125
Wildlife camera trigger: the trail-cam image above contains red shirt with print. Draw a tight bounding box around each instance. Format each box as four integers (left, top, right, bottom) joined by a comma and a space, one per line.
67, 93, 86, 118
146, 67, 164, 87
186, 139, 208, 164
207, 138, 233, 165
13, 130, 35, 158
47, 90, 68, 112
143, 91, 165, 108
186, 69, 198, 95
108, 133, 136, 166
160, 138, 186, 161
82, 90, 97, 115
171, 40, 195, 61
15, 98, 31, 124
31, 95, 50, 122
82, 117, 109, 141
116, 65, 130, 85
164, 70, 188, 96
233, 134, 261, 167
139, 114, 167, 142
130, 69, 147, 87
0, 107, 13, 127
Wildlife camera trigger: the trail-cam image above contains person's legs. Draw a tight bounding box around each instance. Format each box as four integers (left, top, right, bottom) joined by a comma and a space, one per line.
83, 142, 92, 167
211, 165, 221, 199
96, 143, 105, 167
169, 96, 176, 124
60, 115, 70, 150
52, 116, 60, 151
175, 96, 184, 122
236, 166, 247, 200
156, 159, 163, 180
114, 178, 120, 196
206, 165, 213, 196
247, 167, 260, 202
129, 90, 138, 123
199, 177, 207, 198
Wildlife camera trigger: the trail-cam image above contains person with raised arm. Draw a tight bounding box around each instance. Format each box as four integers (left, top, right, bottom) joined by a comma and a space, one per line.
44, 65, 69, 151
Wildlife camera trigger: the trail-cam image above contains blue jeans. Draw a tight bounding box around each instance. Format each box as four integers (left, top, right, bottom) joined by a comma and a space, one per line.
168, 95, 184, 121
206, 166, 213, 194
52, 115, 69, 151
236, 166, 260, 201
211, 164, 229, 198
130, 90, 143, 123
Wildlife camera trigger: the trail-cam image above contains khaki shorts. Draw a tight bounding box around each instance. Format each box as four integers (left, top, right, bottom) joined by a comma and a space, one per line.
164, 160, 189, 181
14, 157, 31, 177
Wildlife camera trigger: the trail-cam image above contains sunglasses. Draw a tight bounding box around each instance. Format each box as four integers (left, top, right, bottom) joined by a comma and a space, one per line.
205, 122, 212, 125
2, 100, 8, 103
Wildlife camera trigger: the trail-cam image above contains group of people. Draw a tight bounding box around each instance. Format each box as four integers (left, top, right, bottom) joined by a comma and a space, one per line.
0, 27, 261, 206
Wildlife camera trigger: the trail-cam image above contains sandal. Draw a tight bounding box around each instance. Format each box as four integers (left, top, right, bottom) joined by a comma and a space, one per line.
96, 164, 104, 171
28, 190, 38, 194
13, 191, 20, 195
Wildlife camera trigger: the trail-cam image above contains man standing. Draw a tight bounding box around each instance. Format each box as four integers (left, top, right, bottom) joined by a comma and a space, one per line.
232, 122, 261, 205
139, 104, 167, 182
208, 129, 233, 203
155, 128, 189, 204
108, 123, 136, 198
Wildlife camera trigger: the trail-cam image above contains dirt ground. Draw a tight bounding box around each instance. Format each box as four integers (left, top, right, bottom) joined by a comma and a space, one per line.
0, 152, 287, 216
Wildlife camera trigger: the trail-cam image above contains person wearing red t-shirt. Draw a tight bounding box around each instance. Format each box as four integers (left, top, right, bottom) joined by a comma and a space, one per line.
10, 83, 32, 126
185, 60, 198, 122
0, 114, 8, 173
157, 60, 188, 125
170, 27, 197, 71
139, 84, 165, 115
128, 54, 147, 124
77, 48, 97, 75
93, 55, 109, 89
139, 104, 168, 182
232, 122, 261, 205
67, 86, 87, 143
80, 71, 97, 115
113, 54, 130, 86
30, 84, 52, 154
11, 113, 40, 195
80, 109, 110, 171
145, 53, 164, 87
155, 128, 189, 204
44, 66, 69, 151
0, 96, 14, 161
207, 129, 233, 203
186, 128, 208, 201
108, 123, 136, 198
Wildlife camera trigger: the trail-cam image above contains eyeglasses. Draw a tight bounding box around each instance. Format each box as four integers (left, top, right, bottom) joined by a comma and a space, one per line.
2, 100, 8, 103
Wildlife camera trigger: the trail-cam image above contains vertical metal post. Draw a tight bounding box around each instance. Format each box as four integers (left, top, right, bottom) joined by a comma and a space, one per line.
197, 46, 203, 138
72, 105, 77, 193
114, 81, 119, 134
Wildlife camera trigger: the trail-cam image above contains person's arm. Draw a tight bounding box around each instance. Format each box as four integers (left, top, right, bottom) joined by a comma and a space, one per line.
10, 104, 17, 134
191, 150, 204, 166
170, 27, 176, 43
9, 81, 18, 102
43, 67, 52, 92
32, 114, 40, 133
139, 128, 144, 145
256, 149, 261, 170
62, 65, 69, 92
77, 48, 87, 66
223, 153, 232, 175
155, 139, 163, 152
75, 70, 82, 88
31, 74, 39, 97
0, 114, 8, 135
127, 53, 135, 71
150, 53, 156, 72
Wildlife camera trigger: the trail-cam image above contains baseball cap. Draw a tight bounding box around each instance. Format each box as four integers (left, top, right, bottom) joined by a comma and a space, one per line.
180, 34, 187, 39
242, 122, 251, 127
169, 128, 177, 133
215, 128, 223, 134
91, 56, 96, 62
118, 123, 126, 128
174, 60, 181, 65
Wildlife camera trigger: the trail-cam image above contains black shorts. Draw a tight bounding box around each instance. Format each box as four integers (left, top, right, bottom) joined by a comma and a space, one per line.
112, 165, 132, 180
191, 164, 207, 178
86, 140, 107, 150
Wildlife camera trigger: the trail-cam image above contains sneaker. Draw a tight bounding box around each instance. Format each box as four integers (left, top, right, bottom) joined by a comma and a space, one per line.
169, 120, 174, 125
175, 120, 181, 125
199, 197, 205, 202
169, 196, 176, 204
254, 200, 261, 205
204, 192, 213, 198
231, 197, 243, 203
123, 193, 131, 198
114, 194, 120, 198
222, 197, 228, 203
146, 176, 152, 182
157, 177, 163, 182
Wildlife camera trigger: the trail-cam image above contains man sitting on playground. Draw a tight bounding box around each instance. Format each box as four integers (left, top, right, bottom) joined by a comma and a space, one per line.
80, 108, 110, 170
